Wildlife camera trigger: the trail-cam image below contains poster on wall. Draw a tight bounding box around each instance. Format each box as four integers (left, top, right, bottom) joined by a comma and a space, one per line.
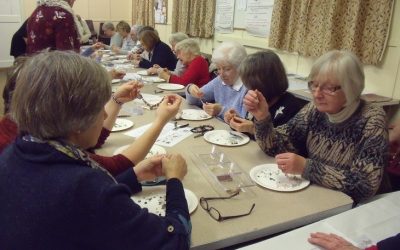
155, 0, 167, 24
245, 0, 274, 37
215, 0, 234, 33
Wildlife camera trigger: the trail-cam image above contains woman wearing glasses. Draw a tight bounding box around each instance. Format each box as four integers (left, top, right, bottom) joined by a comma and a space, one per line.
244, 50, 388, 203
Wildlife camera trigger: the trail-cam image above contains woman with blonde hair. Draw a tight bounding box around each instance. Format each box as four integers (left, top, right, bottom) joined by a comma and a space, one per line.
244, 50, 388, 202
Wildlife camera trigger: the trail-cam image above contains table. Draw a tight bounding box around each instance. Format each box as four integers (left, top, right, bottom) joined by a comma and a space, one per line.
99, 77, 353, 249
239, 191, 400, 250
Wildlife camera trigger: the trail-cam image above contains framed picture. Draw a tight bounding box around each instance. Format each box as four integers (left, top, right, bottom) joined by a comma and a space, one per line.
154, 0, 167, 24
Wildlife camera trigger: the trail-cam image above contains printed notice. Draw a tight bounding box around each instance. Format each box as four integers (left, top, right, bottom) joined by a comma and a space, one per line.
215, 0, 235, 33
245, 0, 274, 37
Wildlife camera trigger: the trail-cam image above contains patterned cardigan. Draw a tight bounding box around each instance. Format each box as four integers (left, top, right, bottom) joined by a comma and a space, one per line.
254, 101, 388, 202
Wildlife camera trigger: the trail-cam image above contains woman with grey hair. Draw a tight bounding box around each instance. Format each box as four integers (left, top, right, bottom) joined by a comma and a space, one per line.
148, 32, 189, 76
186, 41, 247, 119
244, 50, 388, 203
158, 38, 210, 86
101, 21, 123, 49
0, 50, 191, 248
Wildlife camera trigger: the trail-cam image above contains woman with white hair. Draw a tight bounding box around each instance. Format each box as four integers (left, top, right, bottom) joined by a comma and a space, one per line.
186, 41, 247, 119
244, 50, 388, 203
158, 38, 210, 86
0, 50, 190, 248
27, 0, 80, 54
148, 32, 189, 76
101, 22, 123, 49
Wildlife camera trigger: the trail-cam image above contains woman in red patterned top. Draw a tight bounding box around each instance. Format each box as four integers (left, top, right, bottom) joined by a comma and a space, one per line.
27, 0, 80, 54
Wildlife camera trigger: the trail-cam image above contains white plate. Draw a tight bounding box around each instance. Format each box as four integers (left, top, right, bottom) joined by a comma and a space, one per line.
143, 76, 165, 83
112, 118, 134, 132
157, 83, 185, 90
137, 70, 149, 76
115, 55, 127, 59
111, 79, 122, 84
113, 144, 167, 159
203, 130, 250, 147
131, 186, 198, 216
179, 109, 212, 121
249, 164, 310, 192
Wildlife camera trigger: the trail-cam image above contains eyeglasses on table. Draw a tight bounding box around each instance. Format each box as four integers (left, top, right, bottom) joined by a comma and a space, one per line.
199, 191, 256, 222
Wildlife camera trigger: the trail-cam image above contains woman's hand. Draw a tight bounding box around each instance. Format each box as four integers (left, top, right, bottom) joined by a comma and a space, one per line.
109, 68, 126, 79
244, 90, 269, 121
113, 81, 143, 104
155, 94, 183, 123
162, 154, 187, 181
188, 85, 204, 99
147, 64, 160, 75
112, 46, 121, 54
308, 232, 361, 250
134, 155, 164, 182
229, 116, 255, 134
224, 109, 237, 123
203, 103, 222, 117
275, 153, 306, 175
158, 69, 171, 82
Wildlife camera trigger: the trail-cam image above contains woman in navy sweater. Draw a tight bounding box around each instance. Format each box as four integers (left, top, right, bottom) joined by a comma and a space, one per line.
0, 50, 191, 249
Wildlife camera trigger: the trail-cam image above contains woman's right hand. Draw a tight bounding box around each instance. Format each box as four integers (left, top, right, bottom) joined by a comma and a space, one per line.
229, 116, 255, 134
155, 94, 182, 123
244, 90, 269, 121
162, 154, 187, 181
188, 85, 204, 99
224, 109, 237, 123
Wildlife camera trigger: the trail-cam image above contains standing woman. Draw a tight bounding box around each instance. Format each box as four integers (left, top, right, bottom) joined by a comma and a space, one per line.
185, 41, 247, 119
27, 0, 80, 54
0, 51, 190, 249
244, 50, 388, 203
134, 30, 177, 70
158, 38, 210, 87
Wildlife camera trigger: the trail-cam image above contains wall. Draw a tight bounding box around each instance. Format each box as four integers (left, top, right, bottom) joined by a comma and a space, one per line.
21, 0, 400, 120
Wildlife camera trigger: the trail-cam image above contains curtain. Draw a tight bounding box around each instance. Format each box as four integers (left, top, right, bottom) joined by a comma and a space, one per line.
269, 0, 394, 65
172, 0, 215, 38
132, 0, 155, 26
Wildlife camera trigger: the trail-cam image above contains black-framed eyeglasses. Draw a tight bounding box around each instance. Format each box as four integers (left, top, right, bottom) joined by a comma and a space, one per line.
200, 191, 256, 222
307, 81, 342, 95
191, 125, 214, 138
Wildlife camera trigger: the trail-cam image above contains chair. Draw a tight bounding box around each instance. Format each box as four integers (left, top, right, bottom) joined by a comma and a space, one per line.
97, 22, 111, 45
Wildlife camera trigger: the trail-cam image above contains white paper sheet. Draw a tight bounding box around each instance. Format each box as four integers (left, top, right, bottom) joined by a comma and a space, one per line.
215, 0, 235, 33
123, 73, 142, 81
239, 191, 400, 250
124, 122, 193, 147
245, 0, 274, 37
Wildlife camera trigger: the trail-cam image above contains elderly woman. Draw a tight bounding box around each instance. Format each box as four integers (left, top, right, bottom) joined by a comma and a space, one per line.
101, 21, 123, 49
244, 50, 388, 202
158, 38, 210, 87
133, 30, 177, 70
0, 51, 190, 248
148, 32, 189, 76
27, 0, 80, 54
185, 41, 247, 119
224, 50, 307, 134
113, 21, 135, 54
0, 57, 180, 177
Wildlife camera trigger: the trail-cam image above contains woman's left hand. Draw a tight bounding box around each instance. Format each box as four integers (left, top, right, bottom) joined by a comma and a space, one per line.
275, 152, 306, 175
229, 116, 255, 134
109, 68, 126, 79
134, 155, 164, 182
308, 232, 361, 250
158, 69, 170, 81
113, 81, 144, 104
203, 103, 222, 117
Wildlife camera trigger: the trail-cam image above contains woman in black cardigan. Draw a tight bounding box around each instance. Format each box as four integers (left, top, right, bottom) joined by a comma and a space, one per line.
135, 30, 177, 70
